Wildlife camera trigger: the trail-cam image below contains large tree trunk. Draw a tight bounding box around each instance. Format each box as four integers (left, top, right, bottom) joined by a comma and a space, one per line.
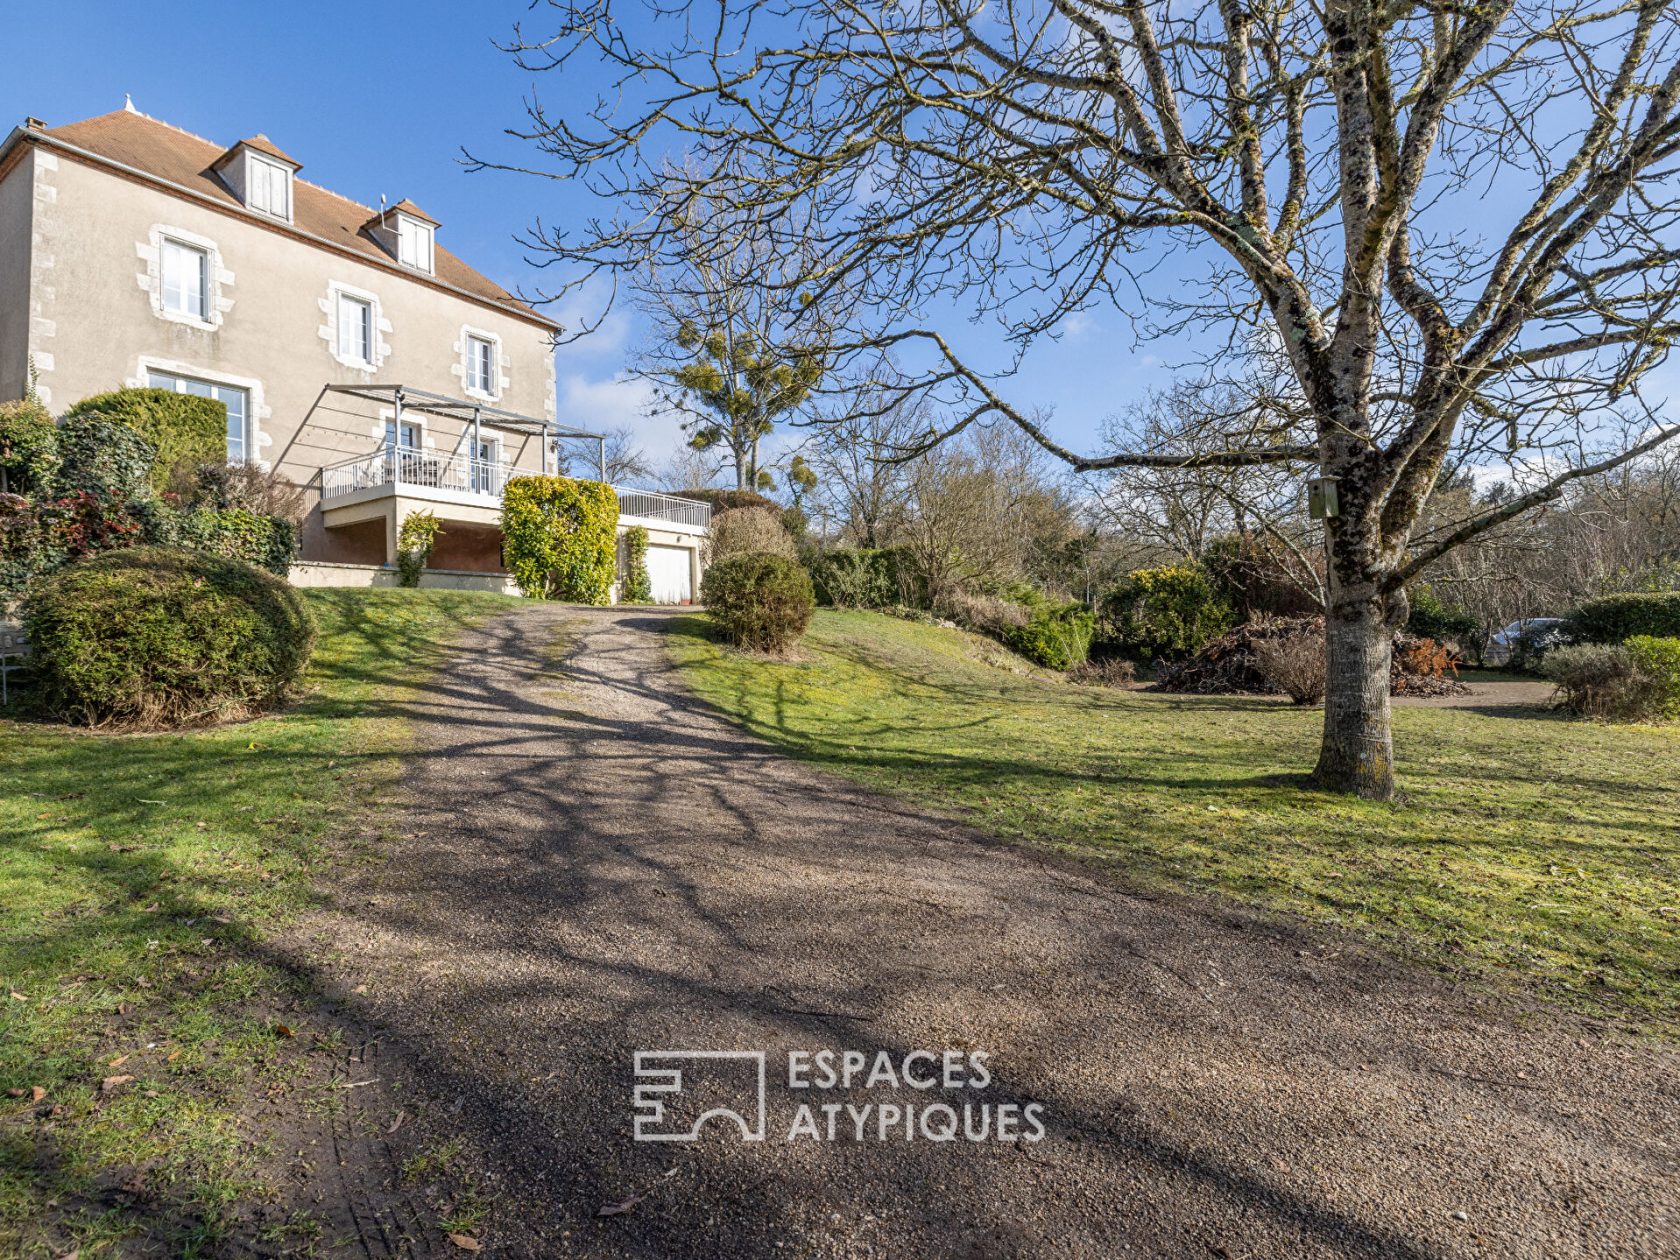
1313, 585, 1400, 800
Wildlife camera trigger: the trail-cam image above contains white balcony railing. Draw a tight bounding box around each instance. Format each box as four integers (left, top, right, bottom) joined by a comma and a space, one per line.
321, 448, 513, 501
320, 449, 712, 529
615, 489, 712, 529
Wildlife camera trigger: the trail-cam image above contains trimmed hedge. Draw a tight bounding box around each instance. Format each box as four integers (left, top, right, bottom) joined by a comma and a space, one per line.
670, 487, 780, 513
1568, 592, 1680, 644
621, 525, 654, 603
1101, 563, 1236, 658
54, 418, 157, 502
0, 398, 58, 495
22, 547, 315, 728
502, 475, 619, 603
176, 506, 297, 575
1627, 636, 1680, 719
701, 552, 815, 652
64, 388, 227, 495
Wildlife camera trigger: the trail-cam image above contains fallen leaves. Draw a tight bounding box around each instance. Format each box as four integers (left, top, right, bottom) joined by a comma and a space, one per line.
596, 1192, 648, 1218
100, 1074, 135, 1094
275, 1023, 297, 1038
387, 1109, 407, 1134
107, 1054, 129, 1068
446, 1234, 482, 1251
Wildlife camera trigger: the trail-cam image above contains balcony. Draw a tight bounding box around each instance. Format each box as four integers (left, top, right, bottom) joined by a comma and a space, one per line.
319, 448, 712, 531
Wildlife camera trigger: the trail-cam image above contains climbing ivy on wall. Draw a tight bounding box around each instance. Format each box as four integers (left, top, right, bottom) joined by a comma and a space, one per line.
501, 476, 619, 604
621, 526, 654, 603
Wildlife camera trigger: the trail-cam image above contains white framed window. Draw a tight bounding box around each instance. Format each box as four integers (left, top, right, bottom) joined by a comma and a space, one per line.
466, 335, 497, 395
397, 216, 433, 273
384, 418, 422, 450
337, 292, 374, 365
148, 370, 250, 463
160, 238, 208, 320
247, 155, 292, 221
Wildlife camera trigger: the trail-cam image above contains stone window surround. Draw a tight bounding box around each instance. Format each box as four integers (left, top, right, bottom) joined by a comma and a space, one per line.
136, 223, 233, 331
320, 280, 392, 372
128, 355, 272, 468
456, 324, 506, 404
370, 408, 432, 453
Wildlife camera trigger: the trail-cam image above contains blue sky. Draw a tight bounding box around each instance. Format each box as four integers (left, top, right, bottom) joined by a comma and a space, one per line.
0, 0, 1170, 476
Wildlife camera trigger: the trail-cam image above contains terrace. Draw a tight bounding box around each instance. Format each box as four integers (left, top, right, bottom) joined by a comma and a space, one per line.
313, 384, 711, 533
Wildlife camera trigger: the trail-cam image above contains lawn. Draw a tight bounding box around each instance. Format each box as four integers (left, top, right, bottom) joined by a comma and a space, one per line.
0, 588, 523, 1257
670, 609, 1680, 1033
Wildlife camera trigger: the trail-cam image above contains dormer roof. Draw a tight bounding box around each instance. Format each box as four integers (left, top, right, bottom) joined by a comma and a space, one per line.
362, 198, 439, 233
12, 109, 554, 329
212, 133, 301, 172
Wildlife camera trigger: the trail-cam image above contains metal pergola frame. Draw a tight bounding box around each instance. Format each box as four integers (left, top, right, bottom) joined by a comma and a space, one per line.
322, 383, 607, 479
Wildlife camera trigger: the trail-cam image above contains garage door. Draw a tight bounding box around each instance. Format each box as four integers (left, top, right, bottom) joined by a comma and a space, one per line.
645, 545, 692, 604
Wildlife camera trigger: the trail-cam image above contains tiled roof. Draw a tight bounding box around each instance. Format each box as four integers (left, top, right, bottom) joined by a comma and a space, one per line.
33, 110, 553, 328
222, 133, 302, 168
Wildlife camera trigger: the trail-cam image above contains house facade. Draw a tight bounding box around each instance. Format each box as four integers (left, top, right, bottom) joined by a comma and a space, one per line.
0, 105, 706, 600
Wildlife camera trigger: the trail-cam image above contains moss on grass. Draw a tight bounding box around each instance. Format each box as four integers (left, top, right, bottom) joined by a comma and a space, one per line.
671, 609, 1680, 1034
0, 588, 523, 1256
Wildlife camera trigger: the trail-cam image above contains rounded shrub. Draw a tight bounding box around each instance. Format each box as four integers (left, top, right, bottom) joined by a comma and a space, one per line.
701, 552, 815, 652
1002, 600, 1097, 671
704, 506, 798, 566
23, 546, 316, 728
1542, 638, 1679, 721
54, 417, 158, 502
63, 388, 228, 495
1101, 563, 1236, 658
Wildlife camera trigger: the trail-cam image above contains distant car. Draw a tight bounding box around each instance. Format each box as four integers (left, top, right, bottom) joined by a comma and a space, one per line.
1485, 617, 1567, 665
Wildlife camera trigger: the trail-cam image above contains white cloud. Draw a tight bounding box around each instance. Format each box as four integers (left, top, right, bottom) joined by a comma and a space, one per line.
549, 279, 635, 359
556, 371, 689, 456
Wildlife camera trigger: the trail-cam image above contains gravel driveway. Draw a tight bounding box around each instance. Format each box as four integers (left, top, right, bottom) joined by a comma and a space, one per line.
290, 604, 1677, 1259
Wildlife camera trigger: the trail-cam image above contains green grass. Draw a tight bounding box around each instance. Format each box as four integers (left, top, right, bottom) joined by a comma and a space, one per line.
671, 610, 1680, 1033
0, 588, 523, 1257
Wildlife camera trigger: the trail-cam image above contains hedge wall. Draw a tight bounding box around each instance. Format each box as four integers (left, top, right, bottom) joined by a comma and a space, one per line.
810, 547, 924, 609
502, 476, 619, 603
1568, 592, 1680, 643
669, 487, 780, 513
141, 504, 298, 576
64, 388, 228, 495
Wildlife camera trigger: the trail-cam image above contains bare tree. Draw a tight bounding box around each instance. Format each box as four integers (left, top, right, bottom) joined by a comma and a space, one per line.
483, 0, 1680, 797
557, 425, 656, 485
804, 372, 928, 546
622, 169, 836, 490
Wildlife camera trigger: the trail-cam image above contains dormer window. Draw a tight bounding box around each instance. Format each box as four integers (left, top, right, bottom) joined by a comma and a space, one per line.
397, 215, 434, 273
211, 134, 301, 223
247, 154, 292, 221
362, 199, 441, 274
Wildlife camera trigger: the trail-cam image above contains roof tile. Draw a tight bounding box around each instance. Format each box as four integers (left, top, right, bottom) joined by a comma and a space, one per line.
37, 110, 551, 327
